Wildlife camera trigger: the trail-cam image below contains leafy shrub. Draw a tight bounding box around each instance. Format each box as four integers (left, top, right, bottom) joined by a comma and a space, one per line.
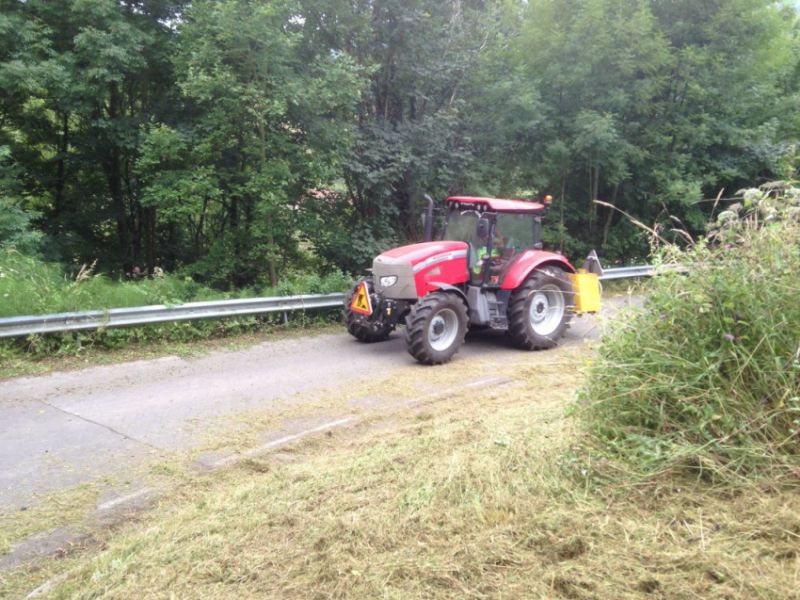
0, 250, 352, 357
579, 184, 800, 482
0, 145, 43, 256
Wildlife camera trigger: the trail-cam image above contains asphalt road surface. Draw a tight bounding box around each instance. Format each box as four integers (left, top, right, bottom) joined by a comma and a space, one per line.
0, 296, 636, 510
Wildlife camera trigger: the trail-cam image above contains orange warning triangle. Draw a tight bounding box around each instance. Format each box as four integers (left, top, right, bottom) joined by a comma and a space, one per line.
350, 281, 373, 315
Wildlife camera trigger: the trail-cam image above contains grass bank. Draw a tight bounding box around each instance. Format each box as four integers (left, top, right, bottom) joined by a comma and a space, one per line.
0, 249, 351, 375
2, 344, 797, 599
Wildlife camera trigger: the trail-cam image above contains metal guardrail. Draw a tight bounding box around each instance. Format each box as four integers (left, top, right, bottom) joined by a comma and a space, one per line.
0, 293, 345, 339
0, 266, 660, 339
598, 265, 655, 280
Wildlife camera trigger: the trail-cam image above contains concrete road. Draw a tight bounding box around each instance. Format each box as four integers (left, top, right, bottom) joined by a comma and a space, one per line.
0, 298, 633, 510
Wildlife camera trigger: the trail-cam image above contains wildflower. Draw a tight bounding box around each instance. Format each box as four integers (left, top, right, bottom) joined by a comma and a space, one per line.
723, 332, 735, 342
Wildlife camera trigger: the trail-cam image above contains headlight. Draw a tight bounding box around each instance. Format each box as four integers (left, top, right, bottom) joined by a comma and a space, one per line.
380, 275, 398, 288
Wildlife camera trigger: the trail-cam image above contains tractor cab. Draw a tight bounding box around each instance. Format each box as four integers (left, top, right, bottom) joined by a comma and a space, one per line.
442, 196, 548, 287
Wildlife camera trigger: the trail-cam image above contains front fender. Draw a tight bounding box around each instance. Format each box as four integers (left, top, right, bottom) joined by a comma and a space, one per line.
500, 250, 575, 290
425, 282, 468, 304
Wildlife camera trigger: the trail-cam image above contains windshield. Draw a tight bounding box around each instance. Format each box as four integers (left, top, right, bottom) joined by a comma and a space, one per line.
443, 209, 481, 243
443, 209, 535, 251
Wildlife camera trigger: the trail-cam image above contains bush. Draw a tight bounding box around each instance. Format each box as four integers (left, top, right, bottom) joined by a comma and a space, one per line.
0, 251, 214, 317
579, 185, 800, 482
0, 250, 352, 358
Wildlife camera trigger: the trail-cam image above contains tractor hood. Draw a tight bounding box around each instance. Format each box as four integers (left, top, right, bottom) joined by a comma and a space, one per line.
373, 241, 469, 300
377, 241, 468, 268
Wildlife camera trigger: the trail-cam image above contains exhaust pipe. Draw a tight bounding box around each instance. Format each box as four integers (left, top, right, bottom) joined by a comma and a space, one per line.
423, 194, 435, 242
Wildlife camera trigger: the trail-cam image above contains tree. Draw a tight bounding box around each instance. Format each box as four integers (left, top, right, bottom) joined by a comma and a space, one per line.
302, 0, 496, 241
464, 0, 799, 259
0, 146, 42, 254
138, 0, 362, 287
0, 0, 185, 270
0, 0, 797, 283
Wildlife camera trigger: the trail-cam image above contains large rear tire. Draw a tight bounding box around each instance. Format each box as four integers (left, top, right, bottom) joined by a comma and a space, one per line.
508, 267, 574, 350
345, 277, 393, 343
404, 292, 468, 365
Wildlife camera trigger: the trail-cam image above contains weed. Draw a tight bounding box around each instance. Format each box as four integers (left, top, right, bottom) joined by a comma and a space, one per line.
578, 185, 800, 483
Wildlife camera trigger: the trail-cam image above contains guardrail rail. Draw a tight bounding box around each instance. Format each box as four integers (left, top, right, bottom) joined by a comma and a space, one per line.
0, 266, 661, 339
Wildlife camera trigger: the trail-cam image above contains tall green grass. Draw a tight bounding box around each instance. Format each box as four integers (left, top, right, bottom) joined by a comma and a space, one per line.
579, 188, 800, 483
0, 249, 352, 357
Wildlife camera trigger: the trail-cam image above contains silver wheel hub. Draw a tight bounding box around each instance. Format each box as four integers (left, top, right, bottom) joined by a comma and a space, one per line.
528, 284, 565, 337
428, 308, 459, 352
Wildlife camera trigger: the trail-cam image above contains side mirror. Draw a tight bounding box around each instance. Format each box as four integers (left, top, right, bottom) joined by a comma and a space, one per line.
477, 217, 490, 238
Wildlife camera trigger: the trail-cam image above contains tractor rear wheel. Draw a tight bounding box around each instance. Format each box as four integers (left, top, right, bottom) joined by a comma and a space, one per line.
508, 267, 574, 350
345, 277, 393, 343
405, 292, 468, 365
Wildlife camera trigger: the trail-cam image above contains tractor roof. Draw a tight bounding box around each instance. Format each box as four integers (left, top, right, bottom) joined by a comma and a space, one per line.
447, 196, 545, 214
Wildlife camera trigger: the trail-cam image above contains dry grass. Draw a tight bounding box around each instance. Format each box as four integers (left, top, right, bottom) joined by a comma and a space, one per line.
0, 484, 104, 557
2, 344, 798, 599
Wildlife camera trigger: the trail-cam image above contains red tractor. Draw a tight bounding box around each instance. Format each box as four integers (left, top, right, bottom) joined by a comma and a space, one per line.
345, 195, 601, 364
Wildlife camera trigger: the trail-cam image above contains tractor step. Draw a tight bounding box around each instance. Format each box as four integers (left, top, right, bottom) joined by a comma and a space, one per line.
466, 286, 510, 330
487, 292, 508, 330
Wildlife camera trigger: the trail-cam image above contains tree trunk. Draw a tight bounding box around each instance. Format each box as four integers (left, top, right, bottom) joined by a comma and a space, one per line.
588, 163, 600, 237
104, 82, 132, 273
256, 117, 278, 286
144, 206, 156, 274
602, 182, 619, 249
53, 111, 69, 220
587, 162, 594, 235
194, 197, 208, 262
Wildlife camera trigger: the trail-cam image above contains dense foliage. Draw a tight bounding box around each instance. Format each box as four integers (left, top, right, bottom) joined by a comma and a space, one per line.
1, 0, 798, 289
0, 247, 350, 358
579, 185, 800, 482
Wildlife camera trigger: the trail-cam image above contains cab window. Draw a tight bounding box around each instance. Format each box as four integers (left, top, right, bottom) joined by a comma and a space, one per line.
495, 213, 535, 255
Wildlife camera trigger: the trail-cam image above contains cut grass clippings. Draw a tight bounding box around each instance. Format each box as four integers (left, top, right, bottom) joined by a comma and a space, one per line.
0, 484, 104, 557
3, 344, 798, 599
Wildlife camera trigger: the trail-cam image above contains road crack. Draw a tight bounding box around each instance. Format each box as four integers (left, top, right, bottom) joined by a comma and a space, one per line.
36, 399, 163, 453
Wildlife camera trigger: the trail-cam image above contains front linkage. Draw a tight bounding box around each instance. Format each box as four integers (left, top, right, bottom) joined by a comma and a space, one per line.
344, 276, 409, 343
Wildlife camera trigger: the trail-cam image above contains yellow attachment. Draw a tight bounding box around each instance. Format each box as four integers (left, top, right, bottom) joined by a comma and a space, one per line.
569, 270, 601, 314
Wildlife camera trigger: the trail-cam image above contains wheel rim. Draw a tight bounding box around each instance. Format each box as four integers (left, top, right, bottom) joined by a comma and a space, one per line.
428, 308, 459, 352
528, 284, 565, 337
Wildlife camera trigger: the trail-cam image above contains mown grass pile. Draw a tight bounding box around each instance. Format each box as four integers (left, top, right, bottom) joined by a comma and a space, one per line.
580, 186, 800, 482
0, 249, 351, 361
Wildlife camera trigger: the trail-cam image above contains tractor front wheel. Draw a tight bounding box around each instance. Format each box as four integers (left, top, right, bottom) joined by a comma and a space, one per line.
404, 292, 468, 365
508, 267, 574, 350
